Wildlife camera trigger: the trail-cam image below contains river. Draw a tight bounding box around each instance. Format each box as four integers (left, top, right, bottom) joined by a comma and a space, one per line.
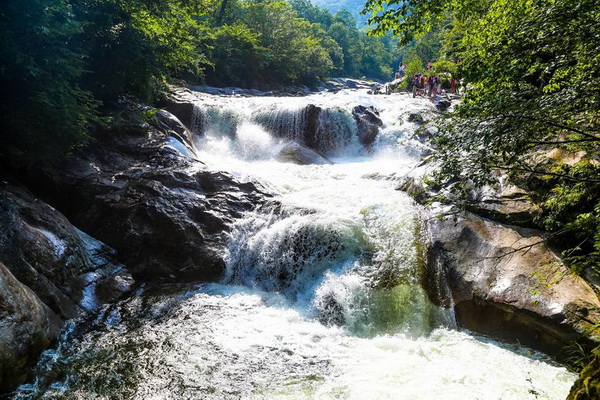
13, 89, 575, 399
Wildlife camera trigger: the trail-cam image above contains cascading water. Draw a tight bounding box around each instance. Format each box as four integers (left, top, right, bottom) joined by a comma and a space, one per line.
12, 89, 576, 399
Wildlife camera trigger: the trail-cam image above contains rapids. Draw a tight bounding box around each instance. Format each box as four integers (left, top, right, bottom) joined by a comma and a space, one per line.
12, 89, 576, 399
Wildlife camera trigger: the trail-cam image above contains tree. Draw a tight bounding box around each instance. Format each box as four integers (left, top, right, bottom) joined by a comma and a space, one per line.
363, 0, 600, 272
0, 0, 97, 167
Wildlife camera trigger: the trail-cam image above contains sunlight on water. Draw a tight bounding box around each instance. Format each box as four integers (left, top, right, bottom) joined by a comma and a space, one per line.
12, 90, 576, 399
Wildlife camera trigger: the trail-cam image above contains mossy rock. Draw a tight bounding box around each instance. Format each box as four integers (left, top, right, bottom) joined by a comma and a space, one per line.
567, 355, 600, 399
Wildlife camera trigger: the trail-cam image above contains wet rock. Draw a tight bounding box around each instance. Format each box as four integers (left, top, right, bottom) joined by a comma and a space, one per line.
277, 142, 333, 165
0, 179, 135, 393
424, 209, 600, 360
398, 171, 540, 228
352, 105, 383, 146
163, 89, 197, 129
396, 176, 430, 204
18, 106, 269, 283
0, 262, 62, 393
250, 103, 354, 154
567, 355, 600, 400
95, 272, 135, 304
155, 109, 188, 137
433, 95, 451, 111
0, 182, 116, 320
407, 111, 426, 124
322, 78, 381, 92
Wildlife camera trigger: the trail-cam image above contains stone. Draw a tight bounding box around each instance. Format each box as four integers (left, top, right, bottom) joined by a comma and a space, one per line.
466, 184, 541, 227
352, 105, 383, 146
407, 111, 426, 124
0, 179, 134, 393
276, 142, 333, 165
424, 209, 600, 360
17, 106, 269, 283
0, 262, 62, 393
0, 182, 101, 319
433, 95, 451, 111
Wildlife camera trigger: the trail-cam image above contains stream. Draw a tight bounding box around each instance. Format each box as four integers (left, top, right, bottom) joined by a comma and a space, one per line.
13, 89, 576, 399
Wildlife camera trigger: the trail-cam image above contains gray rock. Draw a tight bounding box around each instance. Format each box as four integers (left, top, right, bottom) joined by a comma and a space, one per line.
352, 105, 383, 146
466, 184, 541, 227
433, 95, 451, 111
276, 142, 333, 165
407, 111, 426, 124
0, 262, 62, 393
18, 106, 269, 283
0, 182, 126, 320
0, 180, 134, 392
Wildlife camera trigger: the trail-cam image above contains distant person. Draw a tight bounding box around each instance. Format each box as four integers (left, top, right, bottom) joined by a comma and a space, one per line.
412, 74, 421, 97
426, 61, 432, 71
399, 63, 407, 77
428, 76, 436, 96
450, 77, 456, 93
395, 70, 401, 80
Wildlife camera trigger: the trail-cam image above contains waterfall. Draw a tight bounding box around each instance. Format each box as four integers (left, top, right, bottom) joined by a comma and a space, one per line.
190, 103, 240, 139
252, 104, 358, 155
13, 89, 576, 400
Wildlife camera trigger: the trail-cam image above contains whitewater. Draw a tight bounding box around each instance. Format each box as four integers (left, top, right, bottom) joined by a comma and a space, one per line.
13, 88, 575, 399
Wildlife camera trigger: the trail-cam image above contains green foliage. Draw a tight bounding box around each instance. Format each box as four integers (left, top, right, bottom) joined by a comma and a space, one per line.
365, 0, 600, 273
0, 0, 98, 166
74, 0, 205, 100
403, 54, 423, 89
430, 60, 456, 76
236, 0, 336, 86
203, 24, 266, 87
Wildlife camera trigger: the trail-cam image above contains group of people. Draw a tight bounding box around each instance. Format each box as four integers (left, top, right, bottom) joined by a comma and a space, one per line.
411, 73, 457, 98
393, 60, 459, 98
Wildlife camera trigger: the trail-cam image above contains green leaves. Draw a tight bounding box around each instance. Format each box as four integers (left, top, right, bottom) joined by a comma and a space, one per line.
365, 0, 600, 274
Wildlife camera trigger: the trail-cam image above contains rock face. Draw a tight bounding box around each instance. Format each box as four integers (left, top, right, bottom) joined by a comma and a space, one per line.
352, 105, 383, 146
0, 262, 62, 393
0, 182, 133, 320
19, 107, 268, 283
276, 142, 333, 165
424, 209, 600, 360
0, 180, 133, 393
466, 184, 541, 227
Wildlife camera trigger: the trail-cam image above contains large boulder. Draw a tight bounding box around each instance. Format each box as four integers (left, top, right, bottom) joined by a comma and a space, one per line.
0, 180, 133, 393
0, 262, 62, 393
276, 142, 333, 165
352, 105, 383, 146
424, 209, 600, 360
17, 106, 269, 283
0, 181, 133, 320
